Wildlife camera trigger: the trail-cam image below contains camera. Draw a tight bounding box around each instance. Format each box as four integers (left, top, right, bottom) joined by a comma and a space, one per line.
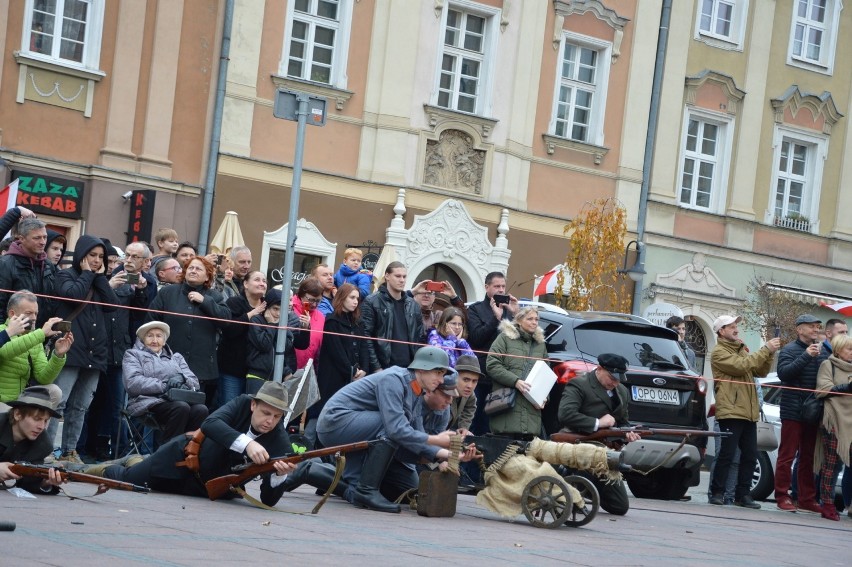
23, 318, 34, 331
216, 254, 225, 266
493, 294, 511, 306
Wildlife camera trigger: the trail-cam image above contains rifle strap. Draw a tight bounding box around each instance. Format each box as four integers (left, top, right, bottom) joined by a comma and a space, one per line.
229, 454, 347, 516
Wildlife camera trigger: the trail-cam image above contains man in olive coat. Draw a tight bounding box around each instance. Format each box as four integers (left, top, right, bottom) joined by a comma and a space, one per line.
557, 353, 639, 515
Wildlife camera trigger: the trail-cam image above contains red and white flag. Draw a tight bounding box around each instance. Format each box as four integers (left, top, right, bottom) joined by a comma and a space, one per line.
0, 178, 19, 213
0, 179, 19, 238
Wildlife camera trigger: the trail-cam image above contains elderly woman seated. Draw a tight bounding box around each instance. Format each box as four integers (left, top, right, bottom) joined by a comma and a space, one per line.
123, 321, 208, 444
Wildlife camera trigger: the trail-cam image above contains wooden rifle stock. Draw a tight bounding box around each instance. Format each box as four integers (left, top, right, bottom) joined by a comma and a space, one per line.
204, 440, 373, 501
9, 462, 150, 494
550, 427, 729, 445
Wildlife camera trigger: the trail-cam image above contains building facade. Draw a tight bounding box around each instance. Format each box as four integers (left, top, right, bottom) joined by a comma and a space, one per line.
0, 0, 221, 249
639, 0, 852, 373
212, 0, 650, 301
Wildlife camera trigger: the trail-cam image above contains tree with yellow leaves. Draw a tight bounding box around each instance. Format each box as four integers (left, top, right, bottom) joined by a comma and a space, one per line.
553, 198, 632, 313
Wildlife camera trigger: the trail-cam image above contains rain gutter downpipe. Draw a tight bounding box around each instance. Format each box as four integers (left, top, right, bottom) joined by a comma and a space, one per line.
197, 0, 234, 255
631, 0, 672, 315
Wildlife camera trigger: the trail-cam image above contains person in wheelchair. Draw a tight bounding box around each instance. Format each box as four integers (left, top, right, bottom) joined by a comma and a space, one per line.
123, 322, 208, 444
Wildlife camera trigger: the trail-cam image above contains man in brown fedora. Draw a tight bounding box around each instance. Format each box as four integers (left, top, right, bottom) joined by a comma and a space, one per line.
89, 381, 299, 505
0, 385, 66, 493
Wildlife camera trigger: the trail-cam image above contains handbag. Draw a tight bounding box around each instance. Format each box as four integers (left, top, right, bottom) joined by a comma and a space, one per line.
800, 392, 824, 423
165, 388, 206, 405
483, 387, 516, 416
755, 410, 778, 451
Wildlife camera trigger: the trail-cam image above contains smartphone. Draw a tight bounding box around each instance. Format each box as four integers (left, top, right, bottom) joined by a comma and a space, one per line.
425, 281, 445, 292
125, 273, 139, 284
52, 320, 72, 333
216, 254, 225, 266
773, 326, 781, 338
23, 318, 34, 331
493, 294, 511, 306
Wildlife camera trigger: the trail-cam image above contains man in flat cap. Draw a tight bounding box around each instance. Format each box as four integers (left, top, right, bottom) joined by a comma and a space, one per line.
88, 381, 299, 506
0, 385, 66, 493
557, 353, 639, 515
774, 313, 826, 513
709, 314, 780, 509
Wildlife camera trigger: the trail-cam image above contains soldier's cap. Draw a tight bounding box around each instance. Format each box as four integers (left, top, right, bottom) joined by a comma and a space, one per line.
251, 381, 292, 413
713, 315, 742, 333
8, 385, 61, 418
598, 353, 629, 381
795, 314, 822, 326
408, 347, 450, 374
438, 368, 460, 397
454, 355, 484, 378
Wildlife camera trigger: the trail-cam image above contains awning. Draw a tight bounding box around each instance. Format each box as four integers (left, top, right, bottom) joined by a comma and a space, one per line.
766, 283, 852, 307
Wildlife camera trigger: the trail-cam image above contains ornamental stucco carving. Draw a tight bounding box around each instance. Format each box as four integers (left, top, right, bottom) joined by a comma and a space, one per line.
406, 200, 491, 267
423, 129, 485, 195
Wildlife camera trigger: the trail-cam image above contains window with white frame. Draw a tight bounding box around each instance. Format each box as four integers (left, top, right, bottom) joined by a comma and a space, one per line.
677, 111, 732, 213
767, 126, 827, 232
788, 0, 842, 73
550, 33, 611, 146
694, 0, 749, 50
434, 3, 498, 115
21, 0, 104, 70
283, 0, 353, 87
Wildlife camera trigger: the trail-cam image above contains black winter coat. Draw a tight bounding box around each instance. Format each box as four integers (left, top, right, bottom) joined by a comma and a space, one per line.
0, 241, 57, 326
312, 312, 370, 418
245, 311, 306, 381
55, 235, 119, 372
146, 282, 231, 382
218, 294, 257, 377
105, 281, 153, 367
466, 298, 512, 382
777, 338, 828, 421
361, 284, 424, 372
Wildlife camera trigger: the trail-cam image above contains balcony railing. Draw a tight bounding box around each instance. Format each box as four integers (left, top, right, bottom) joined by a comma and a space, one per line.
772, 215, 811, 233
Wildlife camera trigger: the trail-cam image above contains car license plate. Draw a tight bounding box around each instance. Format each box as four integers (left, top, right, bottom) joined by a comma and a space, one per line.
632, 386, 679, 405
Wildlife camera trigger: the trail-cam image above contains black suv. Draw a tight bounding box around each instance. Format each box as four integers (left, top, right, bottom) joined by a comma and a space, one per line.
538, 309, 709, 500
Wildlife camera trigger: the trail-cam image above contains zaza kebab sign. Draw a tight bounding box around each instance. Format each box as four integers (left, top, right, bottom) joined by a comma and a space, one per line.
11, 171, 83, 219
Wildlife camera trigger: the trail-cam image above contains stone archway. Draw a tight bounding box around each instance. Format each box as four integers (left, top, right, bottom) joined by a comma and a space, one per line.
383, 190, 511, 302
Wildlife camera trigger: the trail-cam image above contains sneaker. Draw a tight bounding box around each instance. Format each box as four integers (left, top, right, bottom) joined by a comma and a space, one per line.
709, 494, 724, 506
734, 496, 761, 509
821, 503, 840, 521
777, 496, 797, 512
58, 450, 83, 465
797, 500, 822, 515
848, 508, 852, 518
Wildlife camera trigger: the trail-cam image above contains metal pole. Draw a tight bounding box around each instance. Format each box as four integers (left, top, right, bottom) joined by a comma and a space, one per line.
272, 94, 309, 383
197, 0, 234, 255
631, 0, 672, 315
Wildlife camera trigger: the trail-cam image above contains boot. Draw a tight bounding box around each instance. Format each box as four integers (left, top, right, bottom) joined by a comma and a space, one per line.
348, 440, 400, 513
280, 459, 349, 498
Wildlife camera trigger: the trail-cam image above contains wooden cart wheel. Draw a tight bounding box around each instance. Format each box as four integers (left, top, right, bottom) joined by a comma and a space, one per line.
561, 474, 600, 528
520, 476, 572, 529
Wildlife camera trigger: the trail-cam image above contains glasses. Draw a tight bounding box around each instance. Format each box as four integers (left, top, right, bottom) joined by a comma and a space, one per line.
303, 296, 320, 305
126, 254, 145, 261
166, 265, 183, 272
447, 321, 464, 328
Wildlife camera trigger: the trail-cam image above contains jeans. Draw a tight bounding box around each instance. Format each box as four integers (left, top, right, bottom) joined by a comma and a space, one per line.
79, 365, 126, 458
48, 367, 101, 454
218, 374, 245, 408
711, 418, 758, 501
774, 419, 818, 504
708, 419, 739, 503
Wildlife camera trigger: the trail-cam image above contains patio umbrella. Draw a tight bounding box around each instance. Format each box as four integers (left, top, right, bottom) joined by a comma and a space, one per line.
371, 243, 397, 293
820, 300, 852, 316
208, 211, 245, 255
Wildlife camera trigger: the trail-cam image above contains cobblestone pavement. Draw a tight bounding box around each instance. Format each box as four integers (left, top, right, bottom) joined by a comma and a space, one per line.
2, 471, 849, 566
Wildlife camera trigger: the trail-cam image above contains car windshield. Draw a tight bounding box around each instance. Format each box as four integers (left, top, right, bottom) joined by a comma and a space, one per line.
571, 321, 688, 370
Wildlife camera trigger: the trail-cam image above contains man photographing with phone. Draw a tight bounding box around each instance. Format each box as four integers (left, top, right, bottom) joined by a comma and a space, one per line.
466, 272, 519, 436
0, 290, 73, 404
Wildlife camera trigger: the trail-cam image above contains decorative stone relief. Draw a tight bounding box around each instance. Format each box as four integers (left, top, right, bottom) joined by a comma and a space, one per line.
407, 200, 490, 266
770, 85, 843, 135
654, 253, 736, 298
552, 0, 630, 62
685, 70, 746, 116
423, 129, 485, 195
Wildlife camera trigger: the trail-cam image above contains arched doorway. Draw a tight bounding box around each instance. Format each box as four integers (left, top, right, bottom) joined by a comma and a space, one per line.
414, 263, 467, 303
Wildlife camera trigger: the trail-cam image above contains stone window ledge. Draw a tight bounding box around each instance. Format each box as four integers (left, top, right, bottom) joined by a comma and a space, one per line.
542, 133, 609, 165
14, 51, 105, 82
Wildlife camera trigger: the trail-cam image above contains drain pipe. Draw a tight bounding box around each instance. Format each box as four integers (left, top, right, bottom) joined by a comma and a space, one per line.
631, 0, 672, 315
197, 0, 234, 255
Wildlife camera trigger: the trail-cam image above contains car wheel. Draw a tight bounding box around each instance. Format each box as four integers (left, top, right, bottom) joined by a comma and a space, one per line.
750, 451, 774, 501
626, 469, 691, 500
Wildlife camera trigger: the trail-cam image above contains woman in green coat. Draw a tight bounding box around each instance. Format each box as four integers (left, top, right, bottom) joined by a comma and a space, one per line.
486, 307, 547, 439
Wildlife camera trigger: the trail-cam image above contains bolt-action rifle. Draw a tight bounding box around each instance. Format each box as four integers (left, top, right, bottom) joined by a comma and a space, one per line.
205, 440, 374, 500
10, 462, 150, 495
550, 427, 729, 449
